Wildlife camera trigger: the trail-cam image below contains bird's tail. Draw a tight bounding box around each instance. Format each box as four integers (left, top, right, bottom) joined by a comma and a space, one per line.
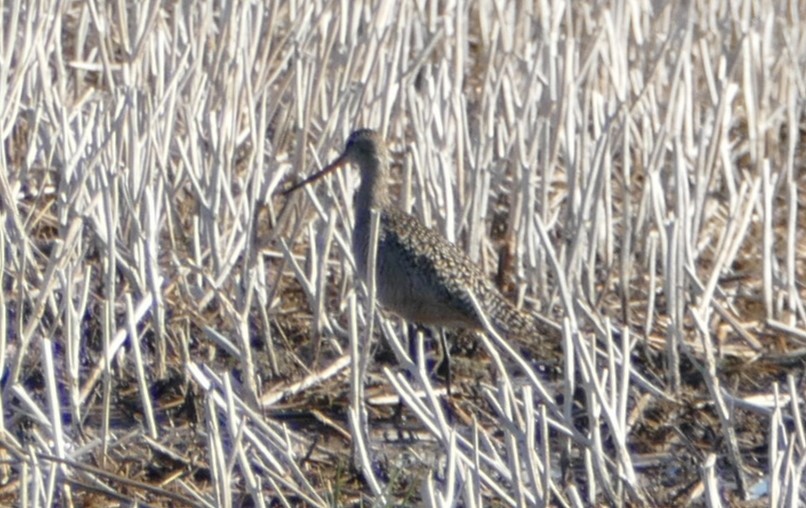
482, 290, 560, 343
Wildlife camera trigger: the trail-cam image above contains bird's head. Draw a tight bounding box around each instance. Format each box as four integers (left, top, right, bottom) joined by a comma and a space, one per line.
282, 129, 388, 195
341, 129, 385, 165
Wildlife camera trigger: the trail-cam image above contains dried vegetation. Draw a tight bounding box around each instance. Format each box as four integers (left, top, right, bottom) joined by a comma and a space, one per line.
1, 1, 805, 506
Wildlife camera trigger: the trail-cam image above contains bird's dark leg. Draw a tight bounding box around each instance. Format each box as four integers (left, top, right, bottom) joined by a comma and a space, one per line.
406, 324, 452, 397
436, 328, 452, 397
406, 322, 420, 367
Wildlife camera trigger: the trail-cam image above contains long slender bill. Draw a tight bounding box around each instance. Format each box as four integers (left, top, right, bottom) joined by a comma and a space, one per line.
282, 154, 349, 195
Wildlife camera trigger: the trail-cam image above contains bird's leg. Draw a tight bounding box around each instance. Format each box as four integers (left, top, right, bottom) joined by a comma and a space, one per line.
392, 322, 419, 421
436, 328, 452, 397
406, 324, 451, 397
406, 322, 420, 366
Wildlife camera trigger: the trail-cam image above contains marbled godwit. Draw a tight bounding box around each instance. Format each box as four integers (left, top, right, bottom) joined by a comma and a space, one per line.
284, 130, 549, 388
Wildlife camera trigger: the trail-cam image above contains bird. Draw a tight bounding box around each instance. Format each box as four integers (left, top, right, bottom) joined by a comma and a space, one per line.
283, 129, 552, 387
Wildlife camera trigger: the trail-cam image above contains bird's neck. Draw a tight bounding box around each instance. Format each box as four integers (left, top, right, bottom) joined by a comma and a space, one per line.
352, 155, 390, 281
354, 156, 390, 218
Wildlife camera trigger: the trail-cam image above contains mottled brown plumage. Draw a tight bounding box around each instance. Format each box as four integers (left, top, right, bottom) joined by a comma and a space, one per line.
285, 129, 546, 341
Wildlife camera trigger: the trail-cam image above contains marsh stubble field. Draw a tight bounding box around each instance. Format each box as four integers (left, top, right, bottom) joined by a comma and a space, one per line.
1, 1, 805, 506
